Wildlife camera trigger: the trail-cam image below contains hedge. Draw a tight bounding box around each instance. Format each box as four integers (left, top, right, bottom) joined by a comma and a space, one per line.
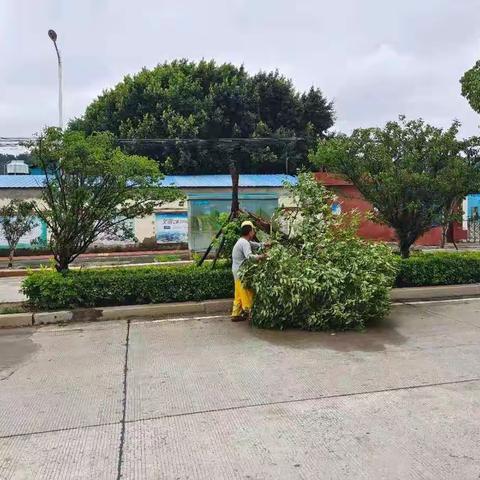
396, 251, 480, 287
22, 264, 233, 311
21, 252, 480, 310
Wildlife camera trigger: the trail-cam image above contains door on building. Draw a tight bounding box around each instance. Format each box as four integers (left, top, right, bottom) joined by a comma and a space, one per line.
188, 193, 278, 251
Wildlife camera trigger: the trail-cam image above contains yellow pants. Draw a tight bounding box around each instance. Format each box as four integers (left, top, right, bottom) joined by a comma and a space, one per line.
232, 279, 254, 317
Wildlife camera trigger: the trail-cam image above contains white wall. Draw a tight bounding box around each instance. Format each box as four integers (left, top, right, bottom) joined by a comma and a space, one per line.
0, 186, 292, 248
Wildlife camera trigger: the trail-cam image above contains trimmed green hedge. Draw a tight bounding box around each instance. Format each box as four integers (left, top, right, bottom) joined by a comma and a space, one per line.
21, 252, 480, 310
396, 251, 480, 287
22, 264, 233, 311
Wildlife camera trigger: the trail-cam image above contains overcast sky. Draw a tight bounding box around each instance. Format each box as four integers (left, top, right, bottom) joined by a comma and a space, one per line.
1, 0, 480, 153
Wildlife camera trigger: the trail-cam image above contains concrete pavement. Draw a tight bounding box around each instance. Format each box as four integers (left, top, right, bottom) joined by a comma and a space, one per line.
0, 277, 25, 304
1, 300, 480, 479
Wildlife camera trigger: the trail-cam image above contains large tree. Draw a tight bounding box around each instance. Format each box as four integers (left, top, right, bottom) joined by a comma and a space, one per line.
31, 128, 181, 272
311, 117, 480, 258
69, 60, 334, 174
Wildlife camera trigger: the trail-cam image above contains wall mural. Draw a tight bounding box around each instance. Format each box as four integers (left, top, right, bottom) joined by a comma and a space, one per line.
156, 212, 188, 244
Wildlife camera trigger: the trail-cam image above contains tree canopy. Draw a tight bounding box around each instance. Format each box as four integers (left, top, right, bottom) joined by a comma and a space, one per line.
311, 116, 480, 257
69, 59, 334, 174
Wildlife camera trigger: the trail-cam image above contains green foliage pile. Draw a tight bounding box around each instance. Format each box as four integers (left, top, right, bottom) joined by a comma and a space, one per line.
70, 59, 334, 174
240, 173, 398, 331
22, 264, 232, 311
397, 251, 480, 287
212, 212, 252, 260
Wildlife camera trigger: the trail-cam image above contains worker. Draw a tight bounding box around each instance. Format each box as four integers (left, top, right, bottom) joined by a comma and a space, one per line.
231, 220, 266, 322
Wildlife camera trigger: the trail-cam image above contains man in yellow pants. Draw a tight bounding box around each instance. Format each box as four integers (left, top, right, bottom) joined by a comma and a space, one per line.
231, 221, 265, 322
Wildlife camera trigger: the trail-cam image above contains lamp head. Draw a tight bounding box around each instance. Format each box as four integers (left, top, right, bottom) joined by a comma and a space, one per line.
48, 30, 57, 42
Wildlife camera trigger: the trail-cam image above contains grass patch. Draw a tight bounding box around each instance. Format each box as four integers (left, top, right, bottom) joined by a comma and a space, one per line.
0, 305, 28, 315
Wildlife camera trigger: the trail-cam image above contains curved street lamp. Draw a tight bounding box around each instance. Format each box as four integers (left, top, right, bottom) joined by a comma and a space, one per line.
48, 29, 63, 129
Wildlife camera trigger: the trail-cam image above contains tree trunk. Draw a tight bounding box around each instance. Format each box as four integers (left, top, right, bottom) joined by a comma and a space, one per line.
230, 162, 239, 217
196, 211, 232, 266
440, 224, 447, 249
8, 249, 14, 269
55, 255, 71, 273
398, 238, 412, 258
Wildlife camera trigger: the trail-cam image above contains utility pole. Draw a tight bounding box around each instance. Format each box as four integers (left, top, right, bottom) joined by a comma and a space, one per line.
48, 29, 63, 129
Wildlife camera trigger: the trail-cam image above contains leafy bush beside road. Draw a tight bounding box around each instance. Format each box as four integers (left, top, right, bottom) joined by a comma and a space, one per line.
21, 250, 480, 314
396, 251, 480, 287
22, 264, 232, 311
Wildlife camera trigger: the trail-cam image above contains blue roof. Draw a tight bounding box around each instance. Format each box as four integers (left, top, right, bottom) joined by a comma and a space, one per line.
159, 174, 296, 188
0, 174, 296, 189
0, 175, 45, 188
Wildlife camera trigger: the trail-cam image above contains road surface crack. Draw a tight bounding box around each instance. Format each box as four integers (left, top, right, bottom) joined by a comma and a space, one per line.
1, 376, 479, 441
0, 370, 17, 381
116, 319, 130, 480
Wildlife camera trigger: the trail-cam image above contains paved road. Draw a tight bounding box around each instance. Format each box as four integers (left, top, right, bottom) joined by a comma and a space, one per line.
0, 277, 25, 304
1, 300, 480, 479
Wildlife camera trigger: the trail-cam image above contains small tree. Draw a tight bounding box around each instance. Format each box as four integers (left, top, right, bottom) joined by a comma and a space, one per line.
436, 142, 480, 248
0, 200, 36, 268
311, 117, 480, 257
31, 128, 182, 272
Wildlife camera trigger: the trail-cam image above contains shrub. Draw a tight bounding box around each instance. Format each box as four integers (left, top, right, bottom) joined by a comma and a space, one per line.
241, 173, 399, 331
397, 251, 480, 287
22, 263, 233, 311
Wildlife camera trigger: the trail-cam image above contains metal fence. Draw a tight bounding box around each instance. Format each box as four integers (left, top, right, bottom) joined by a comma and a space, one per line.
467, 218, 480, 242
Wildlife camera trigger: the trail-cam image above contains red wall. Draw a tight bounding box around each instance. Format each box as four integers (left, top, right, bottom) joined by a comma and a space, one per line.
315, 172, 467, 246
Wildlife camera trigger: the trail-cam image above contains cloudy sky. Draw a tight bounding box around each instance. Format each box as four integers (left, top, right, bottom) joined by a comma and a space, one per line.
1, 0, 479, 152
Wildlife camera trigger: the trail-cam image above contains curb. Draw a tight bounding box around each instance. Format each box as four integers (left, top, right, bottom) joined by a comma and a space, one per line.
390, 283, 480, 302
1, 299, 232, 328
2, 284, 480, 329
0, 312, 34, 328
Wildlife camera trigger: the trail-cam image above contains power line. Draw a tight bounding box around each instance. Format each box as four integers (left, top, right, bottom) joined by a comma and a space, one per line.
0, 136, 304, 143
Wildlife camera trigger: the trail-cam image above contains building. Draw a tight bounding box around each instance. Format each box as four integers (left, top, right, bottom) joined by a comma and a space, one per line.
0, 174, 295, 252
315, 172, 468, 246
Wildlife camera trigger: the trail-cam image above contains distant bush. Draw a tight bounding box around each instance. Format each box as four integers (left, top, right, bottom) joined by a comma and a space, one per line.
397, 251, 480, 287
22, 264, 232, 311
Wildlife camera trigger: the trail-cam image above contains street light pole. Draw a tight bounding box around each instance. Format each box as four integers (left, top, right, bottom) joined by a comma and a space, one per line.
48, 29, 63, 129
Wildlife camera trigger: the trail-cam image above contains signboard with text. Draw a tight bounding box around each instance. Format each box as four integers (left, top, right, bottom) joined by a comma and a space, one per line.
156, 212, 188, 244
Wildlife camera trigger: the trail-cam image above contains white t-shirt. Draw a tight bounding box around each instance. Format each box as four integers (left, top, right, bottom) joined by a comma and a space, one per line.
231, 237, 262, 281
